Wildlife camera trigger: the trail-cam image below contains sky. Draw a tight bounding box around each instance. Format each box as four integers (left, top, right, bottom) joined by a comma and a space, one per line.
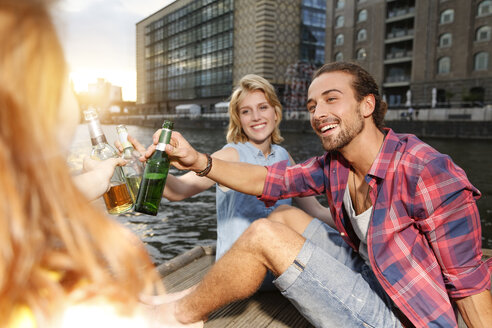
56, 0, 175, 101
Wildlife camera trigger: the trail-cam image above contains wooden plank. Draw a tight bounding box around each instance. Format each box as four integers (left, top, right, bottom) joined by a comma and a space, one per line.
162, 255, 213, 293
157, 245, 215, 276
205, 292, 311, 328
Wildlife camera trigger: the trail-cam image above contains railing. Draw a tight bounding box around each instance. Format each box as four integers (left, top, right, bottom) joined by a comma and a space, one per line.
109, 105, 492, 126
386, 50, 413, 60
384, 75, 411, 83
383, 105, 492, 122
387, 7, 415, 19
386, 29, 414, 39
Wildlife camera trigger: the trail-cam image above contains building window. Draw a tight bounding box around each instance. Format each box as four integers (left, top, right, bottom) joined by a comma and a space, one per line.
357, 29, 367, 42
478, 0, 492, 16
302, 9, 326, 28
356, 48, 367, 60
440, 9, 454, 24
335, 52, 344, 61
302, 0, 326, 10
474, 52, 489, 70
335, 34, 344, 46
336, 15, 345, 28
476, 26, 491, 41
357, 9, 368, 22
336, 0, 345, 10
438, 57, 451, 74
439, 33, 452, 47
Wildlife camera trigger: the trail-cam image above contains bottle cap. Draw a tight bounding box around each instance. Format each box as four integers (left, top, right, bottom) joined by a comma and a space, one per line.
83, 108, 98, 121
162, 120, 174, 130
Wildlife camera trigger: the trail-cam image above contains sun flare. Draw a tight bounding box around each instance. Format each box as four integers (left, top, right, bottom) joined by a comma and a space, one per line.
69, 68, 136, 101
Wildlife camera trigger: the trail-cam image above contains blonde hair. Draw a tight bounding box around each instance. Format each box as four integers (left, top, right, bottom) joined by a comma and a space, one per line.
226, 74, 284, 144
0, 0, 160, 325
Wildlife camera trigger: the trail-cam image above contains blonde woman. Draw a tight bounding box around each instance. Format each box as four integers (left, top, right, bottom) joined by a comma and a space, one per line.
0, 0, 200, 327
136, 74, 333, 290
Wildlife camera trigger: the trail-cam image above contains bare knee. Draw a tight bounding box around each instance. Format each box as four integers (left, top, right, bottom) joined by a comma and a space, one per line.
267, 205, 313, 235
237, 218, 305, 275
243, 218, 279, 244
236, 218, 288, 253
268, 204, 296, 225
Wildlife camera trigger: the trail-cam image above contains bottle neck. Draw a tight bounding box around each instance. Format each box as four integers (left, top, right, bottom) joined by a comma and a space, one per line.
123, 147, 133, 157
87, 119, 107, 146
155, 127, 172, 153
117, 128, 133, 149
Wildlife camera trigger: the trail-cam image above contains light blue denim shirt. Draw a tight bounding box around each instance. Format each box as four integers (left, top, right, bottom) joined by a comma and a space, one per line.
215, 142, 292, 259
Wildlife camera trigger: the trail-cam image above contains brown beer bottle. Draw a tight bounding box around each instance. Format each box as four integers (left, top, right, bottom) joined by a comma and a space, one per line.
84, 109, 133, 214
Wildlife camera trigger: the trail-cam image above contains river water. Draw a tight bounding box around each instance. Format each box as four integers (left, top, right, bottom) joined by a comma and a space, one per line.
68, 124, 492, 264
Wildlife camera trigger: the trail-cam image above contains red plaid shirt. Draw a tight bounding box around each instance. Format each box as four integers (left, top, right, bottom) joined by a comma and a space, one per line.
260, 128, 491, 327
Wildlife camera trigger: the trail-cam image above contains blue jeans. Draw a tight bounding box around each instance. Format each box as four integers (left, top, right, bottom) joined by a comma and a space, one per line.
273, 219, 402, 328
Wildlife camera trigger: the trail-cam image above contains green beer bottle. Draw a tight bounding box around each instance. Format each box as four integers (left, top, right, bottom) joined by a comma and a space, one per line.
134, 120, 174, 215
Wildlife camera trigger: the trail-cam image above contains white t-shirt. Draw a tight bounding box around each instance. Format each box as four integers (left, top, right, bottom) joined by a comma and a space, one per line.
343, 185, 372, 265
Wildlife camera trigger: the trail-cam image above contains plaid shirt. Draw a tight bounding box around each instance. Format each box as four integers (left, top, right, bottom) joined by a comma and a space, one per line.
260, 128, 492, 327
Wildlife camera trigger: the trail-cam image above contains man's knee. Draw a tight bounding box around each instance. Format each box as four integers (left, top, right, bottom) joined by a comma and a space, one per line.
240, 218, 305, 275
268, 205, 313, 235
244, 218, 279, 241
238, 218, 294, 252
268, 204, 294, 224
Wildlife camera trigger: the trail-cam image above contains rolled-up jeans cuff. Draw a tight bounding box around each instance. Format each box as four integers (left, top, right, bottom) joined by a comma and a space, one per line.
273, 240, 315, 292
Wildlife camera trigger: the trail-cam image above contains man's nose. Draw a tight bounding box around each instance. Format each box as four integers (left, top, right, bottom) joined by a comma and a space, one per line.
312, 103, 328, 120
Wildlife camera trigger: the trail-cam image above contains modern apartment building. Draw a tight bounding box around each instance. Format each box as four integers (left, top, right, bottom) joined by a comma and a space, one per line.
136, 0, 492, 113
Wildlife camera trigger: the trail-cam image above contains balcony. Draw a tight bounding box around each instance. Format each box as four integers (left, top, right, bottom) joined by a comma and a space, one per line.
386, 7, 415, 22
383, 75, 411, 87
384, 50, 413, 64
385, 29, 414, 43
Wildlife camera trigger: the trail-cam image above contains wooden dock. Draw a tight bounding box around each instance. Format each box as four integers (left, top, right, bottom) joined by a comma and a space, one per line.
158, 246, 491, 327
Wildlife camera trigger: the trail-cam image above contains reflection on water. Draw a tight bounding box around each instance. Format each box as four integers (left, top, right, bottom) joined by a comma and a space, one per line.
68, 124, 492, 264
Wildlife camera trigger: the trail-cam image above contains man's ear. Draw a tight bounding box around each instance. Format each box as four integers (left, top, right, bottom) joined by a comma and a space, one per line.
361, 94, 375, 118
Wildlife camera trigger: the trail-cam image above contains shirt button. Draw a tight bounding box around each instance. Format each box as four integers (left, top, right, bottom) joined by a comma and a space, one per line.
340, 232, 346, 236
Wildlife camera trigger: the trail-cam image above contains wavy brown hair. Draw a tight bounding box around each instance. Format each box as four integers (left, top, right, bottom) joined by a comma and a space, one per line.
0, 0, 160, 325
226, 74, 284, 144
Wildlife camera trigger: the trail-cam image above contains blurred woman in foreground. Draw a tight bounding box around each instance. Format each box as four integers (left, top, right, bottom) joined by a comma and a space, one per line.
0, 0, 201, 327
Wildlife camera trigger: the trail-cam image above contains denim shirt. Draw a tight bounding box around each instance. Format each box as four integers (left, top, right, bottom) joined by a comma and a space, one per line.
215, 142, 292, 259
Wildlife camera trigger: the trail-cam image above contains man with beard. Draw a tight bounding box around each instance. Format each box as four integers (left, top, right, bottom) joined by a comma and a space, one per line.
154, 62, 492, 327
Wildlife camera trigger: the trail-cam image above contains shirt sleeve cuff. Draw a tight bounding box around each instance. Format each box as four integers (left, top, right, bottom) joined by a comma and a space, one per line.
448, 257, 492, 299
257, 160, 289, 207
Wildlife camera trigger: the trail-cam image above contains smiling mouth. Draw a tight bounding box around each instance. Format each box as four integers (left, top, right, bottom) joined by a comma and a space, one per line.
320, 123, 338, 133
252, 123, 267, 130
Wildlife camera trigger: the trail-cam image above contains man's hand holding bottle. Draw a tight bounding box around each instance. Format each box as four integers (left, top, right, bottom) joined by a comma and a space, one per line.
114, 128, 207, 176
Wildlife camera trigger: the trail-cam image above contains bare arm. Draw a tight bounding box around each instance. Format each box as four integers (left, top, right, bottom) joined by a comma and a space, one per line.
72, 157, 126, 200
163, 147, 239, 201
163, 131, 267, 196
123, 131, 265, 199
294, 196, 335, 229
455, 289, 492, 328
163, 173, 214, 201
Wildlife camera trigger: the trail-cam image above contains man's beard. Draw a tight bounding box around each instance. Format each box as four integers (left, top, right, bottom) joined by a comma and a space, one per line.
319, 104, 365, 152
